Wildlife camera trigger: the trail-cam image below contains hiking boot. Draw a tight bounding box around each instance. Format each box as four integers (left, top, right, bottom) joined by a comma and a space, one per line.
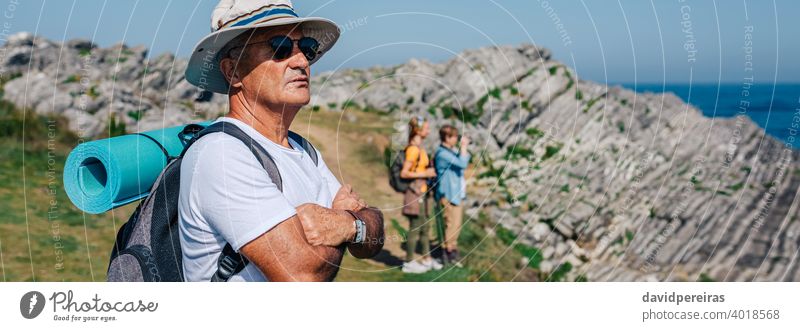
402, 260, 430, 274
447, 250, 463, 268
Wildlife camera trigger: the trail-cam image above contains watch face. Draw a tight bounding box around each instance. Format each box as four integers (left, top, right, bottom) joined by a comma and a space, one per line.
355, 220, 366, 243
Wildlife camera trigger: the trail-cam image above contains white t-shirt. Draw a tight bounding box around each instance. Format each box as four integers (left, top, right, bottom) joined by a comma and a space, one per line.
178, 117, 341, 281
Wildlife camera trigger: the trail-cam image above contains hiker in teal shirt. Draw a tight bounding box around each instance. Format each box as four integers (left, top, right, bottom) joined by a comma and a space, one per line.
433, 125, 471, 264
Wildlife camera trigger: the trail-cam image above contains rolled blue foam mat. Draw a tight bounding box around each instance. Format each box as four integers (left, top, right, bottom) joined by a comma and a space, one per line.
63, 121, 212, 214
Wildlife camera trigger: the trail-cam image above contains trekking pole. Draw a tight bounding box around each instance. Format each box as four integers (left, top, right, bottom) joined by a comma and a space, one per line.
432, 194, 449, 265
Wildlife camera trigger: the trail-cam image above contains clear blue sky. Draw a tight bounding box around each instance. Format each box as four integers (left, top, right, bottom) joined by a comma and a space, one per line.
6, 0, 799, 83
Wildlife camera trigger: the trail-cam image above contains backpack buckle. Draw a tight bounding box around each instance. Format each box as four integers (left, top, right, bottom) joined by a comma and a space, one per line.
178, 123, 206, 146
215, 254, 239, 280
211, 244, 248, 282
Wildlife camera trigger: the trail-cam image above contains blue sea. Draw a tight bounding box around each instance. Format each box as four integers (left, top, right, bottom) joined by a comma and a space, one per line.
622, 83, 800, 148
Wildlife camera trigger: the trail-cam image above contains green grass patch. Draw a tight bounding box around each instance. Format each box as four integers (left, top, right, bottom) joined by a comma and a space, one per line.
127, 110, 143, 122
699, 273, 715, 282
477, 163, 505, 187
505, 145, 534, 160
441, 105, 454, 119
488, 87, 502, 100
87, 85, 100, 99
0, 101, 136, 280
542, 145, 562, 161
62, 75, 80, 84
515, 244, 543, 269
526, 127, 545, 139
563, 69, 575, 91
493, 226, 542, 269
545, 262, 572, 282
439, 104, 482, 125
476, 94, 490, 115
583, 97, 600, 113
521, 100, 532, 111
341, 100, 360, 110
427, 106, 437, 116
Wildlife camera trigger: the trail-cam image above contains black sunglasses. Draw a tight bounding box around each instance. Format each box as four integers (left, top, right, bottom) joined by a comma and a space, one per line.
229, 35, 321, 62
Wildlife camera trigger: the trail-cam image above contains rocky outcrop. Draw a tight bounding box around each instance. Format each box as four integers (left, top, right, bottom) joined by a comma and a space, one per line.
0, 32, 225, 137
2, 33, 798, 281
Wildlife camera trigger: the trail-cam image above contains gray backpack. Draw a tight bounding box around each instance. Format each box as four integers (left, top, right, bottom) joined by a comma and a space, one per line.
389, 147, 418, 193
106, 122, 318, 282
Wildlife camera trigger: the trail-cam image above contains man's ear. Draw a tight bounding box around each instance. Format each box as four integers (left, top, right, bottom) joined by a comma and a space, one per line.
219, 57, 244, 89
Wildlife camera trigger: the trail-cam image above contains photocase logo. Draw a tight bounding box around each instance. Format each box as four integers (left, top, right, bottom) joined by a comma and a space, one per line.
20, 291, 45, 319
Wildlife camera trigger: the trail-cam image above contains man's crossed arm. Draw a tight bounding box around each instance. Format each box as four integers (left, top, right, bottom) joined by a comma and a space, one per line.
239, 184, 384, 281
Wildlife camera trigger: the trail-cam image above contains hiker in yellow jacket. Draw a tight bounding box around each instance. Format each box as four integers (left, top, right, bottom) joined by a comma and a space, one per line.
399, 116, 442, 273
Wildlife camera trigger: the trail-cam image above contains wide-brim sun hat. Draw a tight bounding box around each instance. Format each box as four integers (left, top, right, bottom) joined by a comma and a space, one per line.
185, 0, 340, 94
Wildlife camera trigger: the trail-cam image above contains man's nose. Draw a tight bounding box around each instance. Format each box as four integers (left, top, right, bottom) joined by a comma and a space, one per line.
287, 45, 309, 72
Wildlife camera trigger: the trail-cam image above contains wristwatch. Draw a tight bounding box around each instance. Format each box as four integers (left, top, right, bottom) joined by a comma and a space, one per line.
346, 210, 366, 244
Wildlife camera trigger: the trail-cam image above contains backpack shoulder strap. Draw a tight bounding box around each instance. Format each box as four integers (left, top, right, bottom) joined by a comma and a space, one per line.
210, 243, 248, 282
179, 121, 285, 282
288, 130, 319, 166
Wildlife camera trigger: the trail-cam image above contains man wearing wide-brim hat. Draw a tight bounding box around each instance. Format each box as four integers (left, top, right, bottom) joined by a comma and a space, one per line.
179, 0, 384, 282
